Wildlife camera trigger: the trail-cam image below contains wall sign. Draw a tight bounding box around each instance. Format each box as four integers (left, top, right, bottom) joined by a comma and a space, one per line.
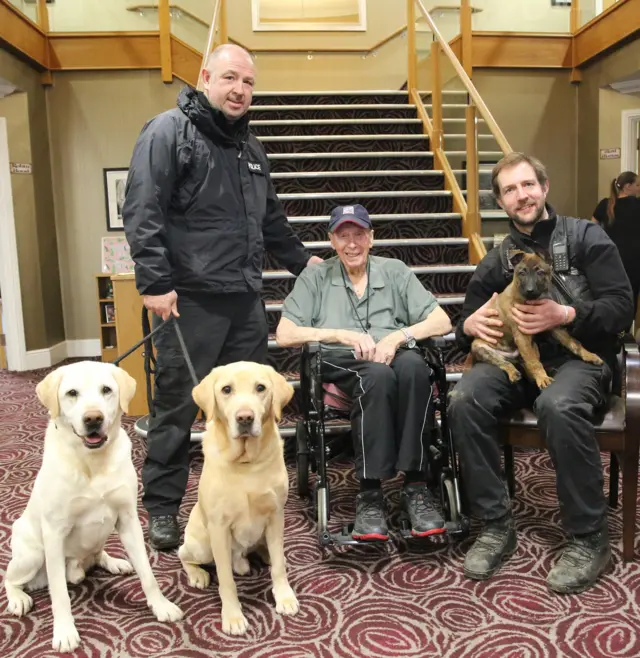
10, 162, 32, 174
600, 148, 621, 160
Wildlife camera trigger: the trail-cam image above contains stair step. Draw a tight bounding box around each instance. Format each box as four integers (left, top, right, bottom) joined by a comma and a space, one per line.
302, 237, 472, 247
258, 134, 430, 142
287, 211, 503, 223
252, 118, 422, 126
263, 264, 476, 280
267, 151, 504, 159
271, 169, 457, 179
250, 103, 418, 111
277, 190, 491, 200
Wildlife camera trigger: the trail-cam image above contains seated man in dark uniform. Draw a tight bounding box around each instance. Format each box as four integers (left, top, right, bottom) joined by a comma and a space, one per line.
276, 204, 452, 540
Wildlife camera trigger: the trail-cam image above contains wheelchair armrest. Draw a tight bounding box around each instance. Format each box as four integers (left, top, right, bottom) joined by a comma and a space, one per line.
301, 341, 322, 355
417, 335, 449, 350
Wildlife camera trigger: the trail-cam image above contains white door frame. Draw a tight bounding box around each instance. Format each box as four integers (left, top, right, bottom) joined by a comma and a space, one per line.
0, 117, 27, 371
621, 109, 640, 173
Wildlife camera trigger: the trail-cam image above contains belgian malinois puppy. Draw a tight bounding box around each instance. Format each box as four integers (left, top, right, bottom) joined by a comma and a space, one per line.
469, 251, 603, 389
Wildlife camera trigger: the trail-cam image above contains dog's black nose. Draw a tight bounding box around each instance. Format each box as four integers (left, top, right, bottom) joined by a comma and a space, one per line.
236, 410, 255, 428
83, 411, 104, 430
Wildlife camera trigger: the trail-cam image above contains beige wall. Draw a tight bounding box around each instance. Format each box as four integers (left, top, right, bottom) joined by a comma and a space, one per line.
474, 69, 579, 218
577, 38, 640, 219
0, 49, 64, 351
598, 88, 640, 199
47, 71, 178, 341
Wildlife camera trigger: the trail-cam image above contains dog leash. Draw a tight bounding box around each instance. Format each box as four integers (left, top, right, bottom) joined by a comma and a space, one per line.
112, 311, 199, 416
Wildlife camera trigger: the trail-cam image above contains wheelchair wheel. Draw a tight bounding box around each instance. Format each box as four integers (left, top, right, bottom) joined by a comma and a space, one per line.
442, 477, 459, 523
296, 421, 310, 498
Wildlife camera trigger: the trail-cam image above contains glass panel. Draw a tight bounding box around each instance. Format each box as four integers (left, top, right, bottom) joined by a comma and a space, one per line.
170, 2, 211, 53
472, 0, 571, 34
6, 0, 38, 24
48, 0, 159, 33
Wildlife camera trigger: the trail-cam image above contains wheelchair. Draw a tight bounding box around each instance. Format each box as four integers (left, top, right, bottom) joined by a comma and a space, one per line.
295, 337, 470, 547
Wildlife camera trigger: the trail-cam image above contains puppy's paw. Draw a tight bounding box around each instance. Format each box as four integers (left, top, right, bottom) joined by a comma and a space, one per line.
150, 596, 184, 623
100, 553, 134, 575
535, 374, 553, 389
274, 584, 299, 616
7, 589, 33, 617
187, 566, 210, 589
222, 606, 249, 635
65, 561, 86, 585
232, 555, 250, 576
507, 369, 522, 383
52, 619, 80, 653
583, 352, 603, 366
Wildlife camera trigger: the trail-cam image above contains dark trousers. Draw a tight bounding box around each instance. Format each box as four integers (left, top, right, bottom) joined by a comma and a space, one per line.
448, 357, 611, 535
321, 348, 433, 480
142, 292, 268, 516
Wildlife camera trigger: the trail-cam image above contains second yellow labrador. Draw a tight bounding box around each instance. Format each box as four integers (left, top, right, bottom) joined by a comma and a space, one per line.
178, 361, 299, 635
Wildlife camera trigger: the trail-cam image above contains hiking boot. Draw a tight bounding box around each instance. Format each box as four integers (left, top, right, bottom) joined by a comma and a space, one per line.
148, 514, 180, 550
400, 483, 445, 536
463, 514, 517, 580
546, 527, 611, 595
352, 490, 389, 541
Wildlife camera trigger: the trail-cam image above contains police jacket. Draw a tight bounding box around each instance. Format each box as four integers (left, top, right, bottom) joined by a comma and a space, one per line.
122, 87, 311, 297
455, 205, 634, 363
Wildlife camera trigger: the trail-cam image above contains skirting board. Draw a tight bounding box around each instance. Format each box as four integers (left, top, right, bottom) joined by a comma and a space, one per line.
23, 339, 102, 371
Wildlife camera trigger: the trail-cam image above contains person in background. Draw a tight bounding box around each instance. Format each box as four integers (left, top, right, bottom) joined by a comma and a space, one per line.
123, 44, 321, 551
592, 171, 640, 317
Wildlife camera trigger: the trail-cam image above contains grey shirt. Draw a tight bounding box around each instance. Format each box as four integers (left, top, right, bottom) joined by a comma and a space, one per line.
281, 256, 439, 346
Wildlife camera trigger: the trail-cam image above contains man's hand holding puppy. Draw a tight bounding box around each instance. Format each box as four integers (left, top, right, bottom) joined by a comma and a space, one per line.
463, 292, 504, 344
512, 299, 575, 335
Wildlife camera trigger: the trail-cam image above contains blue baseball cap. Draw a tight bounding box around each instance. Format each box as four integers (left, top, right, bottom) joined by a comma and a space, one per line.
328, 204, 372, 232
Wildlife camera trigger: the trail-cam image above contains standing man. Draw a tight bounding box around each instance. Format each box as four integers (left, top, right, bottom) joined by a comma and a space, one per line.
449, 153, 633, 594
123, 44, 320, 550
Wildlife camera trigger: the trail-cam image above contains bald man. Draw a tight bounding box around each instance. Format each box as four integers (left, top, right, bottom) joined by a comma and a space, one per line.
123, 45, 320, 550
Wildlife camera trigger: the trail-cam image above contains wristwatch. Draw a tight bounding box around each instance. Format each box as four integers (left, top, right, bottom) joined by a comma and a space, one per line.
401, 328, 417, 349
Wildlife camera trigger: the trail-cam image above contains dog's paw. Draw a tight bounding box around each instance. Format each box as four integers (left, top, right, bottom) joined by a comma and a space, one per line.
274, 585, 299, 616
150, 597, 184, 623
7, 589, 33, 617
66, 561, 86, 585
535, 374, 553, 389
507, 369, 522, 383
232, 555, 250, 576
222, 606, 249, 635
52, 619, 80, 653
100, 553, 134, 575
583, 353, 604, 366
187, 566, 210, 589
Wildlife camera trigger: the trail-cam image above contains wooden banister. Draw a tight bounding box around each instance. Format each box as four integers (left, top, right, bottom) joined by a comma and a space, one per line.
197, 0, 224, 91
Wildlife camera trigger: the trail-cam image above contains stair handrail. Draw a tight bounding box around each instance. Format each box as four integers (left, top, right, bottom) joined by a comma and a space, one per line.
196, 0, 226, 91
414, 0, 512, 155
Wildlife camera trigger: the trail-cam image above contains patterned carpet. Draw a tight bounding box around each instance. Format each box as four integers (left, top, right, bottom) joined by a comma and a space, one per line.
2, 364, 640, 658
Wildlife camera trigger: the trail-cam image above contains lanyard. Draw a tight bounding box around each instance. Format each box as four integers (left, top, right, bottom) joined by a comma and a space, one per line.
340, 259, 371, 334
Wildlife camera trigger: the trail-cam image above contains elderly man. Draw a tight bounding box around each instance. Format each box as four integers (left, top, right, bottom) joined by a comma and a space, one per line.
276, 204, 452, 540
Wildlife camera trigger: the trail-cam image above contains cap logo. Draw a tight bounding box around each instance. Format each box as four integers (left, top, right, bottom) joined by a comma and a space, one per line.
342, 206, 354, 215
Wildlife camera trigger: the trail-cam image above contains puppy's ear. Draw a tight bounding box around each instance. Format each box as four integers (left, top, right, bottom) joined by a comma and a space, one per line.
268, 367, 294, 422
36, 368, 65, 418
110, 365, 137, 415
192, 370, 218, 421
508, 249, 526, 268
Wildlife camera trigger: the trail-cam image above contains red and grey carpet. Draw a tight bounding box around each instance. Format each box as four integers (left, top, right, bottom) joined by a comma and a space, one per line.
1, 365, 639, 658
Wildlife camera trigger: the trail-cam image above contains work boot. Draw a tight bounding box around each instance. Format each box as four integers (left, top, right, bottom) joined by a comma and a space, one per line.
352, 490, 389, 541
546, 527, 611, 594
400, 483, 445, 536
148, 514, 180, 551
463, 513, 517, 580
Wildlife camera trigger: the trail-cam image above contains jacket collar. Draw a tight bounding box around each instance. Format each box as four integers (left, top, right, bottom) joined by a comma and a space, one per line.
509, 203, 557, 246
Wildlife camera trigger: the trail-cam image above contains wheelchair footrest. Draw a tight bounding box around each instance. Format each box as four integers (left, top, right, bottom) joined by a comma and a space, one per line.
319, 524, 391, 547
398, 513, 469, 540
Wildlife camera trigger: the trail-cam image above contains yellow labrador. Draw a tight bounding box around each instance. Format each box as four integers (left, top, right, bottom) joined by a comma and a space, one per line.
178, 361, 299, 635
3, 361, 183, 653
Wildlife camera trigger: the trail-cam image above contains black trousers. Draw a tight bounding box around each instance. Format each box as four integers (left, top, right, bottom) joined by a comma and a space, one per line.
448, 357, 611, 535
142, 292, 268, 516
321, 348, 434, 480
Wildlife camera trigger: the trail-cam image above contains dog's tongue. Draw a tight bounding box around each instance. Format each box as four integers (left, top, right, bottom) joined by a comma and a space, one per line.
85, 433, 104, 444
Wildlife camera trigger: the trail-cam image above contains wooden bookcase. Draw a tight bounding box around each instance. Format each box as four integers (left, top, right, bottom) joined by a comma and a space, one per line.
95, 274, 118, 363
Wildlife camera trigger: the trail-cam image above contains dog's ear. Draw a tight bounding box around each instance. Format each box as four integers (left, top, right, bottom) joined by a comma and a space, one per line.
508, 249, 526, 268
268, 367, 294, 422
36, 368, 65, 418
193, 369, 218, 421
110, 365, 137, 415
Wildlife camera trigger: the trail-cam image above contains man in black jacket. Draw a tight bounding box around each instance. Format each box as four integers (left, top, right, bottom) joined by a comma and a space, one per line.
449, 152, 633, 594
122, 44, 320, 550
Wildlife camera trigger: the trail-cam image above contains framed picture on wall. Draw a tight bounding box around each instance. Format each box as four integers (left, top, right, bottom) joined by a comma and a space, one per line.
251, 0, 366, 31
103, 168, 129, 231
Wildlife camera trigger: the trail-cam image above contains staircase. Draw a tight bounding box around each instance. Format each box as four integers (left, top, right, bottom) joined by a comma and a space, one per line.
249, 89, 505, 436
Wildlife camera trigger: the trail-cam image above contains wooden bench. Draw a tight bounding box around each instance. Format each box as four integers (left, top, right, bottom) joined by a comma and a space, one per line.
499, 334, 640, 561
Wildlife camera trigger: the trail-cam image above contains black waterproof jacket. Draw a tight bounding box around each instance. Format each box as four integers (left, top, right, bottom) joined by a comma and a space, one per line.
122, 87, 310, 296
455, 206, 634, 363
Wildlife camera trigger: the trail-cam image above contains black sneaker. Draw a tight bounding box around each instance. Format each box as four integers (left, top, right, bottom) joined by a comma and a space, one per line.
352, 490, 389, 541
463, 514, 517, 580
400, 483, 445, 537
149, 514, 180, 551
546, 527, 611, 595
